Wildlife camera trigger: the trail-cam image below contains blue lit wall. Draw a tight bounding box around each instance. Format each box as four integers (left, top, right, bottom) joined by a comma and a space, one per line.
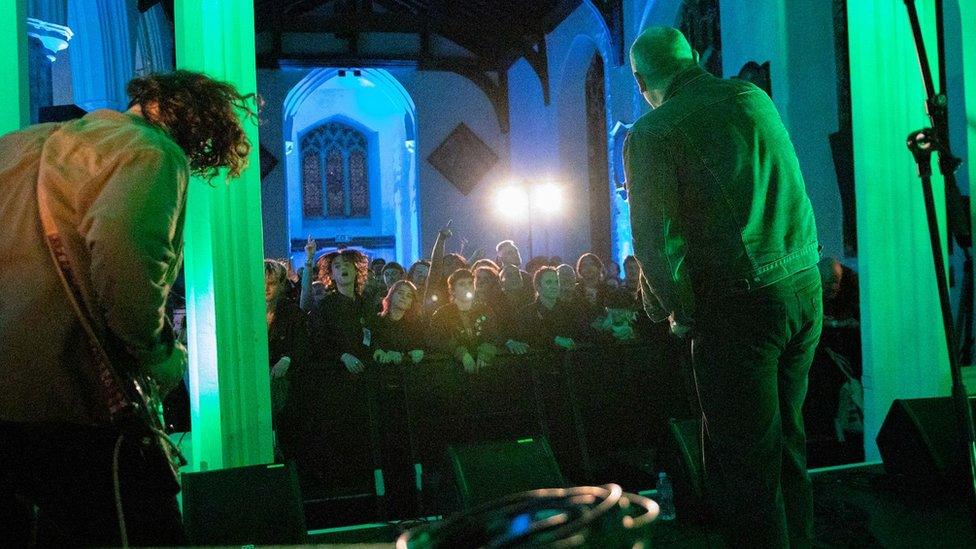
278, 68, 419, 266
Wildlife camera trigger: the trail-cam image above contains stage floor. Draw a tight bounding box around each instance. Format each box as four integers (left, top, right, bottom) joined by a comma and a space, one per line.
307, 462, 976, 547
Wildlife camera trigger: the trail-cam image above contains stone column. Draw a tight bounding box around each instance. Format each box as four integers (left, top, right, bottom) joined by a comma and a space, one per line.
174, 0, 273, 470
848, 0, 951, 459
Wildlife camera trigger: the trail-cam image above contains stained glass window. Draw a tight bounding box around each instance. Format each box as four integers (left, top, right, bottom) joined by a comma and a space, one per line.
326, 148, 345, 217
302, 150, 323, 217
300, 121, 370, 219
348, 149, 368, 217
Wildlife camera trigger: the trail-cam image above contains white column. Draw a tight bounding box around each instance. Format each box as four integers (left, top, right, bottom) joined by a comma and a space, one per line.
0, 0, 30, 133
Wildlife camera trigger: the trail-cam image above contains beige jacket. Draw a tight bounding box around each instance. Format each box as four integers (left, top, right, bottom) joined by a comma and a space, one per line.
0, 109, 188, 425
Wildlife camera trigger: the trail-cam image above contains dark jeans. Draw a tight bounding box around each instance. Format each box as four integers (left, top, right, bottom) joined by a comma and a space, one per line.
692, 267, 822, 548
0, 421, 185, 547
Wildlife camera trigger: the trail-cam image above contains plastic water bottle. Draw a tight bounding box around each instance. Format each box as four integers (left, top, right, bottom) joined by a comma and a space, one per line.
656, 472, 676, 521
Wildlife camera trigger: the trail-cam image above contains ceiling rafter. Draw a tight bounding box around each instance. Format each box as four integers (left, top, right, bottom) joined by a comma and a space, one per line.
253, 0, 572, 133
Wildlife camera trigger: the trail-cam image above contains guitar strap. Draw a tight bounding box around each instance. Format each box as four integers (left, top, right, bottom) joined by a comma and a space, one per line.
36, 178, 133, 422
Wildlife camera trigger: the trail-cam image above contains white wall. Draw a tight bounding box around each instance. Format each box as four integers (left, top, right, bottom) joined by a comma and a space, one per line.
258, 66, 509, 265
256, 0, 868, 274
720, 0, 843, 258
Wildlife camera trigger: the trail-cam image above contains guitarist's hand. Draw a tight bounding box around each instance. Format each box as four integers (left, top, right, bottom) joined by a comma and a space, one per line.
152, 340, 188, 395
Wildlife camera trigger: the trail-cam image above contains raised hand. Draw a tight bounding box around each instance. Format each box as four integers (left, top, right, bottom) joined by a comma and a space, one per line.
438, 219, 454, 240
305, 235, 316, 263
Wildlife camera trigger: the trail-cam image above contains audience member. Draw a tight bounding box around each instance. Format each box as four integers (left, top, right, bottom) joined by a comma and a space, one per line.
525, 256, 549, 276
371, 280, 426, 365
383, 261, 406, 288
299, 236, 327, 311
496, 239, 533, 287
425, 222, 463, 314
572, 253, 630, 341
265, 260, 309, 409
370, 258, 386, 277
501, 263, 534, 310
496, 239, 522, 269
623, 255, 641, 295
408, 260, 431, 288
819, 257, 859, 327
308, 250, 374, 374
429, 269, 500, 373
471, 258, 500, 274
606, 261, 622, 288
556, 263, 578, 303
515, 267, 578, 350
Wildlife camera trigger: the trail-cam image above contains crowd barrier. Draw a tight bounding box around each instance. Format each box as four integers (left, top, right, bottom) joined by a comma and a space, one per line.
278, 338, 692, 518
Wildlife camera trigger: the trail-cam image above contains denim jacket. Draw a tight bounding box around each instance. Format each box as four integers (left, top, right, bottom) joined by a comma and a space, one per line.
624, 65, 819, 322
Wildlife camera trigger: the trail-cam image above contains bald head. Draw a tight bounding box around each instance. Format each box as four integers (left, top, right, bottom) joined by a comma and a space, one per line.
630, 27, 698, 107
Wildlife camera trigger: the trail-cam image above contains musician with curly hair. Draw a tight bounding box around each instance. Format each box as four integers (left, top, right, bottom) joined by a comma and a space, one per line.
0, 70, 257, 545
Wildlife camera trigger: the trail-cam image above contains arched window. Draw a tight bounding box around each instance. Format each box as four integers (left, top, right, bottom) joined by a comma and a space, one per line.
300, 121, 370, 219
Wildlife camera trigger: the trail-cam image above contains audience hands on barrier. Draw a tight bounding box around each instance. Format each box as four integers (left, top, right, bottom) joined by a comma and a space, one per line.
506, 339, 529, 355
461, 351, 477, 373
341, 352, 366, 374
554, 336, 576, 350
271, 356, 291, 379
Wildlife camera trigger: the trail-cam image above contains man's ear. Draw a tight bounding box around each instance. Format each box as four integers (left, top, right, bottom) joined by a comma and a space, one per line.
634, 72, 647, 93
693, 50, 700, 64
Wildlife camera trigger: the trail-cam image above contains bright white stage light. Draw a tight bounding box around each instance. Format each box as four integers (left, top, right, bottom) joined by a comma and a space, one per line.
495, 185, 529, 219
532, 182, 563, 215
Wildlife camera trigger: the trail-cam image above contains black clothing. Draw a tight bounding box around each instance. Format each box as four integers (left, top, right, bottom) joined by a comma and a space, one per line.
308, 290, 372, 370
429, 302, 499, 357
824, 265, 860, 321
0, 422, 185, 547
694, 268, 822, 547
370, 313, 426, 353
570, 282, 629, 343
268, 298, 310, 373
516, 299, 579, 348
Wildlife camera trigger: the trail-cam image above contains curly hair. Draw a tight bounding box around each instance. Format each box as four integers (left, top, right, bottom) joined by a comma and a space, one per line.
316, 249, 369, 296
126, 70, 258, 179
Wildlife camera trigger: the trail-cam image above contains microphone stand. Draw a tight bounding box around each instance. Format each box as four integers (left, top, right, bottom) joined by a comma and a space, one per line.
903, 0, 976, 524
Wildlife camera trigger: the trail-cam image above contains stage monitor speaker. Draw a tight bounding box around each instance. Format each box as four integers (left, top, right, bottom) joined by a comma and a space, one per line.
449, 437, 565, 509
181, 462, 307, 545
877, 397, 976, 494
666, 418, 707, 519
38, 104, 86, 123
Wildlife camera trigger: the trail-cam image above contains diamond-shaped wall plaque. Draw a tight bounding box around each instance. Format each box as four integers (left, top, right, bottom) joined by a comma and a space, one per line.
427, 123, 498, 196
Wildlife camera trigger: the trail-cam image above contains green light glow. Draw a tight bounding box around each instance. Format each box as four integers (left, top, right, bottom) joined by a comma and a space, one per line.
0, 0, 29, 133
848, 0, 950, 460
961, 2, 976, 250
174, 0, 272, 471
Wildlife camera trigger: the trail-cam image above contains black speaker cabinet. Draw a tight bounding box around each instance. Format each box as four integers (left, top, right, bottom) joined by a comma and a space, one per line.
448, 437, 565, 509
181, 462, 307, 545
877, 397, 976, 494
